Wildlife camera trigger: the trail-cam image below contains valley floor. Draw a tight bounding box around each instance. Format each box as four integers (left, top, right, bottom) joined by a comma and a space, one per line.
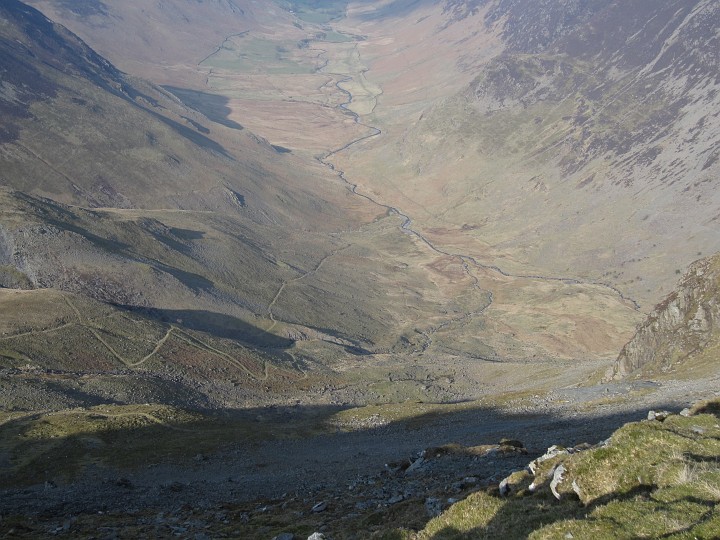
3, 1, 720, 537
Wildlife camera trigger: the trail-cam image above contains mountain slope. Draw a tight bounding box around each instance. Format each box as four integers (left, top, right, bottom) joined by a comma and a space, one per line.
0, 0, 645, 389
0, 0, 389, 395
0, 287, 311, 411
414, 399, 720, 539
23, 0, 290, 86
333, 0, 720, 308
0, 0, 361, 223
609, 252, 720, 380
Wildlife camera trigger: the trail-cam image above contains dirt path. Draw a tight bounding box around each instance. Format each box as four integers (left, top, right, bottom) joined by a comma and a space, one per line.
266, 245, 349, 333
53, 297, 305, 380
128, 327, 175, 367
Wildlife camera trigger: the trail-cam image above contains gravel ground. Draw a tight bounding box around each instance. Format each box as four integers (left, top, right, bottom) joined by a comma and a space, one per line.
2, 375, 715, 530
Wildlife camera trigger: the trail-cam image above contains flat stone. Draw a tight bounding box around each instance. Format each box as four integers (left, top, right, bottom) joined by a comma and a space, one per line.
311, 501, 327, 513
405, 457, 426, 475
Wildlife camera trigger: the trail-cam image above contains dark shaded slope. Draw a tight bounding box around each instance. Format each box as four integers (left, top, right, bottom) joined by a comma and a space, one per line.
0, 0, 360, 227
0, 0, 239, 208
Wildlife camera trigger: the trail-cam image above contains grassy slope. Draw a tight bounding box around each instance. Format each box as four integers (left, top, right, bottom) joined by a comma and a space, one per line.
409, 400, 720, 539
2, 396, 719, 538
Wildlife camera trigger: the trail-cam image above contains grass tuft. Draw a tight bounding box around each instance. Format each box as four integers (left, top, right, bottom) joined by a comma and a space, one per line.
406, 398, 720, 539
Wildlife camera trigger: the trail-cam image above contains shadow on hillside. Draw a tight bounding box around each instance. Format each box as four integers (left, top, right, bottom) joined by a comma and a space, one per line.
113, 81, 236, 159
118, 305, 294, 350
2, 393, 703, 536
162, 86, 245, 131
0, 398, 680, 499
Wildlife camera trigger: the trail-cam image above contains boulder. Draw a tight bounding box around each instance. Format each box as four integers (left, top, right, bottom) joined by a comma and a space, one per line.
647, 410, 672, 422
499, 438, 525, 449
405, 457, 427, 475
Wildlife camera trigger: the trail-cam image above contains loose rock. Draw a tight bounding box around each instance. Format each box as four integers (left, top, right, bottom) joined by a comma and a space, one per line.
405, 457, 426, 475
311, 501, 327, 513
550, 464, 566, 500
647, 410, 672, 422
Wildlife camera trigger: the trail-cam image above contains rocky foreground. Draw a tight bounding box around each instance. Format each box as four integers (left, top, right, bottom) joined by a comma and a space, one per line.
2, 397, 719, 539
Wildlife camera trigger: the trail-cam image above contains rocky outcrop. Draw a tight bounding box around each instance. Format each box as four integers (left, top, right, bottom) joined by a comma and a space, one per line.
608, 253, 720, 379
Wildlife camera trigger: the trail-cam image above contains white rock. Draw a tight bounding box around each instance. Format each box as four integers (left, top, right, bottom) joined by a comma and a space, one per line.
550, 464, 566, 500
499, 477, 511, 496
571, 479, 582, 499
528, 445, 568, 474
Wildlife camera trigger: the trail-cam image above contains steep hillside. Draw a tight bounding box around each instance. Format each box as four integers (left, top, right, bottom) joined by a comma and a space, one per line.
0, 0, 646, 399
23, 0, 291, 86
1, 2, 719, 537
609, 253, 720, 380
0, 0, 359, 223
0, 287, 313, 411
333, 0, 720, 308
0, 0, 400, 396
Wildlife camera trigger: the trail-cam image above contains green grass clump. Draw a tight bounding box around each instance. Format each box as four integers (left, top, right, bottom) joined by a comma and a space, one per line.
408, 399, 720, 539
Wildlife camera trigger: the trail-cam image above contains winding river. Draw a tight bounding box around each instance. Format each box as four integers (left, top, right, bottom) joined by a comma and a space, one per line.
315, 36, 641, 320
